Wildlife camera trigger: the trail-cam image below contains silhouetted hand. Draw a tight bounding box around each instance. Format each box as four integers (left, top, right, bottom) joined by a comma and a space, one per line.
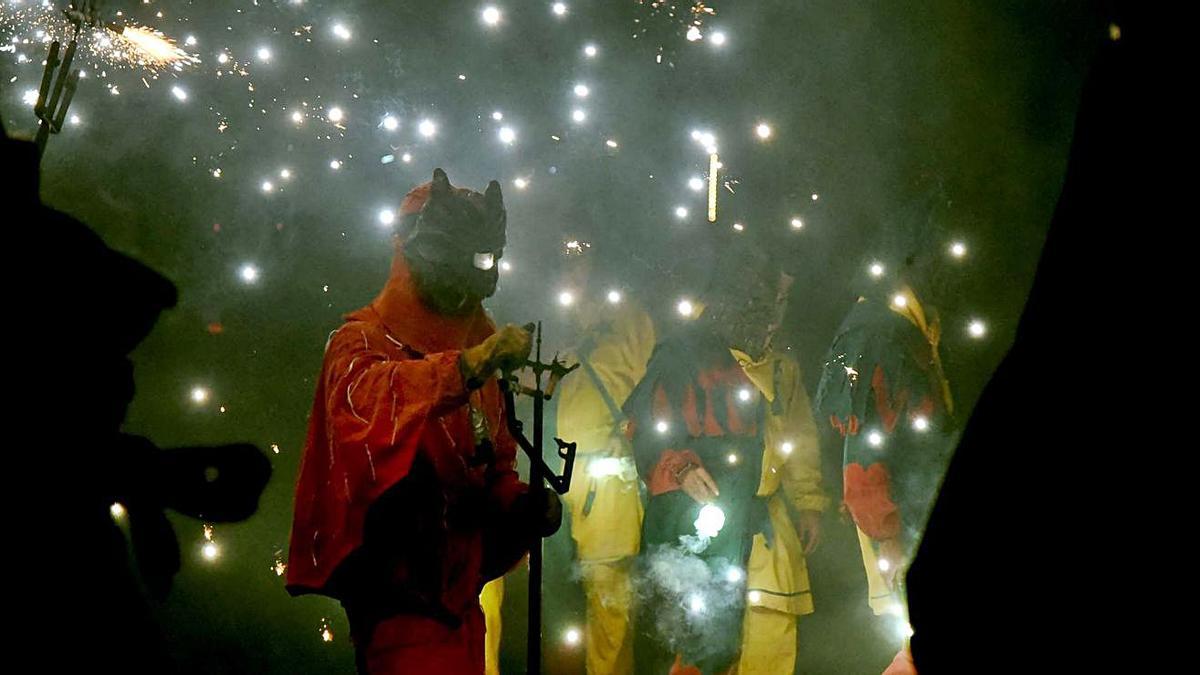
796, 510, 822, 555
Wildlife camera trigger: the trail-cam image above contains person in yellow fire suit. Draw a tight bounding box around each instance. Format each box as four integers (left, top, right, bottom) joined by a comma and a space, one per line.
476, 249, 656, 675
555, 261, 656, 675
625, 253, 828, 674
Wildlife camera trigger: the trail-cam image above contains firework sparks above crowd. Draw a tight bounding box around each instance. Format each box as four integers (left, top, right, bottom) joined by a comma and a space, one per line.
0, 0, 1094, 672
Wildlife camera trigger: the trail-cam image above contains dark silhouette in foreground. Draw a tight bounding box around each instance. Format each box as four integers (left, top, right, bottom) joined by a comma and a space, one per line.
5, 121, 271, 672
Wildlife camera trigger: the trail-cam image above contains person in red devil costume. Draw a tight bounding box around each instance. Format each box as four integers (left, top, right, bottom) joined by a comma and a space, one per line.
286, 168, 562, 674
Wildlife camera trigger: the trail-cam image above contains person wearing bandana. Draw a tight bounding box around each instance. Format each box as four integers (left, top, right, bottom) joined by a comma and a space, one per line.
624, 244, 828, 674
286, 169, 562, 675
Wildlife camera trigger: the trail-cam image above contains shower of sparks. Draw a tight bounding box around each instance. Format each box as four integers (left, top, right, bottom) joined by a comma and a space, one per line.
114, 24, 200, 71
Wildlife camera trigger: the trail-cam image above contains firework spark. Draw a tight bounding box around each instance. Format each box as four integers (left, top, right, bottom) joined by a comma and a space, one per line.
110, 24, 200, 71
0, 3, 198, 73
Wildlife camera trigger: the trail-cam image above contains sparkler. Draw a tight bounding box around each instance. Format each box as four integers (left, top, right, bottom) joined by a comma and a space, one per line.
707, 152, 719, 221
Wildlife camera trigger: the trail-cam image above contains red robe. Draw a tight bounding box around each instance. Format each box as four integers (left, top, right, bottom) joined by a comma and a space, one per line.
287, 252, 527, 673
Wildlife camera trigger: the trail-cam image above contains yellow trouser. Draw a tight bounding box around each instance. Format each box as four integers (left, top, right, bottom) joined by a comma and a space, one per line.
735, 606, 798, 674
480, 577, 504, 675
580, 558, 635, 675
856, 527, 900, 616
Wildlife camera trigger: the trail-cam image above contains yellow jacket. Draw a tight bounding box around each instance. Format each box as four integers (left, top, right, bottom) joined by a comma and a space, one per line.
733, 348, 830, 615
557, 301, 656, 562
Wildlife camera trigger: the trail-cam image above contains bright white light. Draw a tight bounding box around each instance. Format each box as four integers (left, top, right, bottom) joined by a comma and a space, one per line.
378, 209, 395, 226
280, 169, 292, 179
588, 457, 624, 478
573, 83, 590, 98
790, 217, 804, 230
401, 153, 413, 163
327, 106, 344, 123
811, 193, 820, 201
606, 139, 619, 148
202, 542, 219, 561
748, 590, 762, 603
879, 557, 891, 573
69, 114, 80, 125
240, 264, 260, 283
867, 430, 884, 448
950, 241, 967, 258
217, 52, 229, 64
571, 109, 587, 123
558, 290, 575, 307
563, 627, 581, 646
686, 26, 702, 42
968, 319, 987, 339
513, 177, 528, 189
329, 159, 342, 170
500, 260, 512, 272
190, 386, 209, 404
332, 23, 352, 40
171, 86, 188, 101
912, 416, 930, 432
674, 206, 689, 219
492, 111, 504, 121
694, 504, 726, 538
185, 35, 197, 46
688, 176, 705, 191
381, 115, 399, 131
725, 566, 744, 583
110, 502, 126, 519
898, 622, 914, 640
583, 43, 597, 57
699, 131, 716, 147
688, 593, 706, 613
869, 262, 885, 278
727, 453, 739, 465
291, 110, 303, 123
607, 290, 622, 304
755, 123, 772, 139
482, 6, 501, 26
780, 441, 794, 455
256, 47, 271, 62
892, 294, 908, 308
498, 126, 516, 144
260, 180, 274, 193
677, 299, 694, 317
552, 3, 568, 17
737, 388, 752, 402
732, 223, 745, 232
418, 119, 436, 137
654, 420, 669, 434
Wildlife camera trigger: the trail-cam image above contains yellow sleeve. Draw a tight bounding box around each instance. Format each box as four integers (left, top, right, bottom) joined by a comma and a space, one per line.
774, 356, 830, 513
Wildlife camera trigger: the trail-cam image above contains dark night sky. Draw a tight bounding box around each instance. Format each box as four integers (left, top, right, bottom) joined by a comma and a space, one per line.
2, 1, 1102, 672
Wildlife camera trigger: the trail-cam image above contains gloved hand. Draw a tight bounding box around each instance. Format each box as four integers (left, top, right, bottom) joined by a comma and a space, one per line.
461, 324, 532, 387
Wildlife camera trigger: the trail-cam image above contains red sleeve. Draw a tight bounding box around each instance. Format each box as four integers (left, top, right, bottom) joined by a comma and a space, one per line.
488, 392, 527, 511
843, 462, 901, 540
325, 323, 470, 492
